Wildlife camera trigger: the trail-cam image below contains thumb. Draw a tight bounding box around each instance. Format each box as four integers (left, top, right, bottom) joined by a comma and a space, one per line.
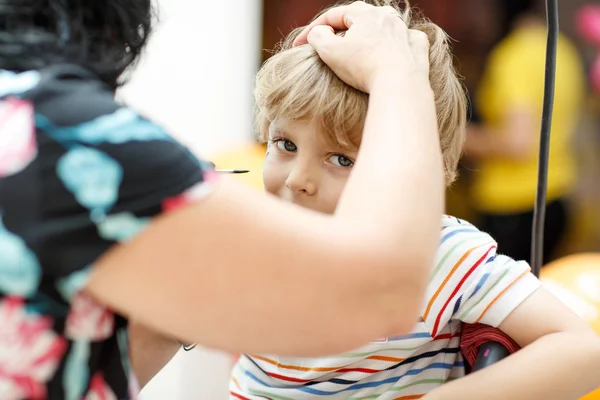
307, 25, 341, 57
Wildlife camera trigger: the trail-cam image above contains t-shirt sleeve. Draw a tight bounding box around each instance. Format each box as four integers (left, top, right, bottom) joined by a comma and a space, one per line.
422, 219, 541, 336
38, 109, 216, 294
0, 76, 217, 302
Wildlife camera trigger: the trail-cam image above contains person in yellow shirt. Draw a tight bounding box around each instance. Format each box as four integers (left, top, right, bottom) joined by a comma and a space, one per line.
464, 3, 586, 263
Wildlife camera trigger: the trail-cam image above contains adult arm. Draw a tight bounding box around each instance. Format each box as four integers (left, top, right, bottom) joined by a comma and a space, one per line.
86, 3, 444, 357
88, 77, 441, 357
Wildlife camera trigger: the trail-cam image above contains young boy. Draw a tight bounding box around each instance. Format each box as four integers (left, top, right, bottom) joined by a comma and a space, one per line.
230, 1, 600, 399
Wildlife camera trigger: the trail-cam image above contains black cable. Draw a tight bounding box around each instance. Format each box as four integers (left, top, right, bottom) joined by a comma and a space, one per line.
531, 0, 559, 278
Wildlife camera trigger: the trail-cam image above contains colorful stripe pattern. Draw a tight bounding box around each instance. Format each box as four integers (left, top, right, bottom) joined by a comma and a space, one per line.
230, 216, 541, 399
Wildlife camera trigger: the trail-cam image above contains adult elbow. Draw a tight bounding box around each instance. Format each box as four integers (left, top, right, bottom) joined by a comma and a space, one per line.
345, 235, 434, 336
384, 249, 432, 333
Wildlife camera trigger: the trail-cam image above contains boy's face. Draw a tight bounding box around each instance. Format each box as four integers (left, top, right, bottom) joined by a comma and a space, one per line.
263, 118, 358, 214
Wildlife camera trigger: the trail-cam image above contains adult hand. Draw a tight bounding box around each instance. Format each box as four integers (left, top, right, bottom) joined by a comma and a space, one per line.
293, 1, 430, 93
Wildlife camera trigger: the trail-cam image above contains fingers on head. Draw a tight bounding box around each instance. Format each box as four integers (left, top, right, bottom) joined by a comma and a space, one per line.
293, 5, 350, 46
331, 2, 402, 29
376, 5, 408, 32
307, 25, 336, 44
408, 29, 431, 67
408, 29, 430, 51
348, 1, 371, 10
342, 1, 372, 27
308, 3, 358, 33
379, 5, 400, 16
307, 25, 340, 56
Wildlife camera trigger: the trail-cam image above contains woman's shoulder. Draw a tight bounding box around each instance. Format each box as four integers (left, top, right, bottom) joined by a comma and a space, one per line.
0, 65, 172, 139
1, 65, 116, 124
0, 65, 209, 249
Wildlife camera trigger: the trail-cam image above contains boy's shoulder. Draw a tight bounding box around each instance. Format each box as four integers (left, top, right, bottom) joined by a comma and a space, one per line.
440, 214, 496, 248
442, 214, 486, 233
441, 214, 473, 228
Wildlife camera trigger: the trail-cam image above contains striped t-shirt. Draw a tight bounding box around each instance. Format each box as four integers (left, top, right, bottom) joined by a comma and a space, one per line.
230, 215, 541, 399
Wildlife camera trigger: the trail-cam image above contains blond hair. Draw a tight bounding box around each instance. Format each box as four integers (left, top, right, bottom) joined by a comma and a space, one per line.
254, 0, 467, 185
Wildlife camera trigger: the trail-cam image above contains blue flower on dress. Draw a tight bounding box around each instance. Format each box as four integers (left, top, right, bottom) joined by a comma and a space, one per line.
56, 147, 123, 219
36, 107, 170, 146
56, 266, 93, 302
96, 212, 150, 242
62, 340, 91, 400
0, 70, 41, 97
0, 217, 41, 297
117, 327, 131, 380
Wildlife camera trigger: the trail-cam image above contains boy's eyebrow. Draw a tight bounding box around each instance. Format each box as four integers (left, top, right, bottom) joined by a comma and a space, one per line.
268, 124, 284, 136
324, 136, 360, 153
268, 124, 291, 138
333, 144, 359, 154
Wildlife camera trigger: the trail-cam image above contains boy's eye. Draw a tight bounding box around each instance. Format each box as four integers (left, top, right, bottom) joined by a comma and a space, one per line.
276, 139, 297, 152
329, 154, 354, 168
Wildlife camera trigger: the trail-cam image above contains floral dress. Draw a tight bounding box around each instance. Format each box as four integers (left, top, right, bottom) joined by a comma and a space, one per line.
0, 65, 214, 399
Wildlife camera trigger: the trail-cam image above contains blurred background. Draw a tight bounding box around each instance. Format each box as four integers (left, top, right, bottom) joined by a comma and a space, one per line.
116, 0, 600, 398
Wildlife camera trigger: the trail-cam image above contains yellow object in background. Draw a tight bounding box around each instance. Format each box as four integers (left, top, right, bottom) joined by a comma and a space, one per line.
209, 143, 266, 190
473, 25, 585, 213
541, 254, 600, 400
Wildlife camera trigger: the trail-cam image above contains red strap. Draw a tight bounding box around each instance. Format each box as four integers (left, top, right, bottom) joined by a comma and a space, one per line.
460, 323, 521, 367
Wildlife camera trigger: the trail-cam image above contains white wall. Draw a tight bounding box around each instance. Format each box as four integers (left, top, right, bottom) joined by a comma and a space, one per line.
119, 0, 262, 158
118, 1, 262, 399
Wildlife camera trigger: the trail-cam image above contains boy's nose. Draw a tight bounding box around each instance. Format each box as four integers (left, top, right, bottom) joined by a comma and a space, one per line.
285, 167, 317, 196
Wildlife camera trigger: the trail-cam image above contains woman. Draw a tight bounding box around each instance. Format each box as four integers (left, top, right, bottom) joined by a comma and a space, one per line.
0, 0, 443, 398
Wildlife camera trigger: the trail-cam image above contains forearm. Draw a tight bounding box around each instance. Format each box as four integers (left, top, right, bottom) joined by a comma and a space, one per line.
88, 78, 443, 356
337, 73, 443, 282
425, 332, 600, 400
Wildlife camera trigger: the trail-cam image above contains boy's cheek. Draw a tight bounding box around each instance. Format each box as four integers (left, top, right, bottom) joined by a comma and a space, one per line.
262, 165, 285, 196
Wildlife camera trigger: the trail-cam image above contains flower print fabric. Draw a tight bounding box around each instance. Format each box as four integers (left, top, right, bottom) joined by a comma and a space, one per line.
0, 65, 215, 399
0, 98, 37, 178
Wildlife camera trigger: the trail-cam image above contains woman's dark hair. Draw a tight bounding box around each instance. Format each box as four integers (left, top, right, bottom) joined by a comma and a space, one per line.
0, 0, 153, 89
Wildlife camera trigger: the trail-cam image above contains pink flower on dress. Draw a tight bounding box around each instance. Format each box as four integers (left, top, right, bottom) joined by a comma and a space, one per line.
65, 291, 114, 341
84, 373, 118, 400
0, 98, 37, 178
0, 297, 67, 400
129, 373, 141, 399
203, 170, 219, 184
162, 176, 219, 212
